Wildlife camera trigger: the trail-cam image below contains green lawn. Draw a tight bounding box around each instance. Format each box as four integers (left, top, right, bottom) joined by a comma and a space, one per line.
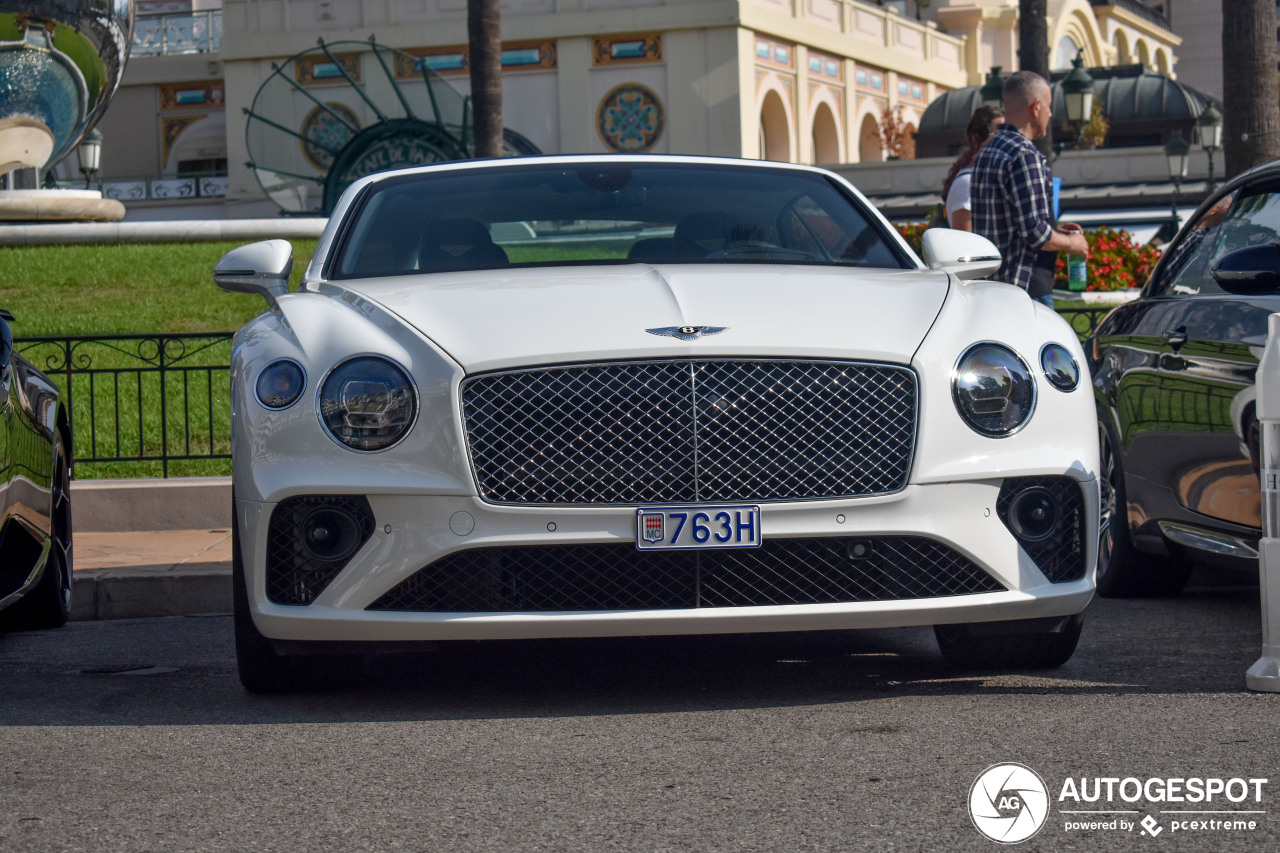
0, 241, 316, 336
1, 241, 318, 479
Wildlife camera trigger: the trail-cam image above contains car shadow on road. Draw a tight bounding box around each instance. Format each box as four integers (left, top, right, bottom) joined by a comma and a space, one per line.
0, 566, 1266, 727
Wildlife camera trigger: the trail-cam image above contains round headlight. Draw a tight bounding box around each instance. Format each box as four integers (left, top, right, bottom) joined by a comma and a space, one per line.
255, 360, 305, 409
1040, 343, 1080, 392
319, 356, 417, 451
952, 343, 1036, 437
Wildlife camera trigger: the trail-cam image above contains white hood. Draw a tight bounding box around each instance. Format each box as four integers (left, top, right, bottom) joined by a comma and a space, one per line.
337, 264, 951, 373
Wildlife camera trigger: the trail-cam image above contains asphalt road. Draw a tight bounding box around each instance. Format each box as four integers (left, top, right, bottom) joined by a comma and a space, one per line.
1, 569, 1277, 852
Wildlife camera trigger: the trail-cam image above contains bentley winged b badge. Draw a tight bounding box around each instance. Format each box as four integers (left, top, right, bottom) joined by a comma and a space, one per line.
645, 325, 728, 341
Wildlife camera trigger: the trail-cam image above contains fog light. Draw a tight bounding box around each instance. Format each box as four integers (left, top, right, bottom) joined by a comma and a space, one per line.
300, 505, 364, 562
1007, 487, 1058, 541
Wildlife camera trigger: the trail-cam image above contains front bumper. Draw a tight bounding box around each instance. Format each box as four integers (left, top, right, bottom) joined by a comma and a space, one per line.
237, 477, 1098, 643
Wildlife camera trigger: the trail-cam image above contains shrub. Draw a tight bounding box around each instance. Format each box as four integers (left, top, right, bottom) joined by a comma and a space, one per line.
1054, 227, 1162, 292
891, 223, 1162, 293
895, 220, 928, 256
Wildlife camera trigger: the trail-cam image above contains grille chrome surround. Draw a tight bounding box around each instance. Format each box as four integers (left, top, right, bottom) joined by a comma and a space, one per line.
461, 359, 918, 505
367, 536, 1004, 612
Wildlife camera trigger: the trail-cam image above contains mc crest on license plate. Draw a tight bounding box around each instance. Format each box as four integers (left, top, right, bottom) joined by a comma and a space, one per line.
640, 512, 666, 543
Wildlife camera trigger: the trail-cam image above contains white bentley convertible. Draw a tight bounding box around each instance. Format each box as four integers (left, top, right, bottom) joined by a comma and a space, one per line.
217, 155, 1098, 692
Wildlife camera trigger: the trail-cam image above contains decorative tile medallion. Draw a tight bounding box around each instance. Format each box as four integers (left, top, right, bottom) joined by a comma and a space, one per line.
596, 83, 664, 153
297, 52, 361, 86
593, 34, 661, 66
300, 102, 361, 171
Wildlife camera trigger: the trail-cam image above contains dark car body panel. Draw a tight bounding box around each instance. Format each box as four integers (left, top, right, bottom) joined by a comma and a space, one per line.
1089, 162, 1280, 568
0, 321, 66, 615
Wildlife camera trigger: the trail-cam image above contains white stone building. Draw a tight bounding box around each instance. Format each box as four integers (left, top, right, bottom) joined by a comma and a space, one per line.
67, 0, 1181, 218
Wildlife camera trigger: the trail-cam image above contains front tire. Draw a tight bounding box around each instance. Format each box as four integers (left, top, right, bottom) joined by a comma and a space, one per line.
232, 516, 294, 693
934, 614, 1084, 670
1097, 419, 1191, 597
232, 500, 362, 693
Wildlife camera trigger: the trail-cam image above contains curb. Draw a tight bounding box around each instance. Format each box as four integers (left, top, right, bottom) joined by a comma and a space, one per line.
72, 476, 232, 532
70, 477, 234, 621
71, 567, 231, 621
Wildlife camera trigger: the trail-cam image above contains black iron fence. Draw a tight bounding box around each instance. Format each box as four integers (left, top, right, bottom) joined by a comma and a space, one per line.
15, 308, 1111, 478
14, 333, 234, 478
1057, 305, 1112, 340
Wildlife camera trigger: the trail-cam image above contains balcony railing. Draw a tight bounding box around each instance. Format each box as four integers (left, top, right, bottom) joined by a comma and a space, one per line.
100, 174, 228, 203
132, 10, 222, 57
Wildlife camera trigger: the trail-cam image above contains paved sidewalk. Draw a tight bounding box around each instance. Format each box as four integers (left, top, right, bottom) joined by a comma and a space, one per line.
72, 528, 233, 621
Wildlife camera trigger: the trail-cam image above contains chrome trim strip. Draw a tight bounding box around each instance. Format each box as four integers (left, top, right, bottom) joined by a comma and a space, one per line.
1158, 522, 1259, 560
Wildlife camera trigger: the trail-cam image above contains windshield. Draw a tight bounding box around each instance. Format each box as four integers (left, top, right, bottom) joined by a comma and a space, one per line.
329, 162, 915, 279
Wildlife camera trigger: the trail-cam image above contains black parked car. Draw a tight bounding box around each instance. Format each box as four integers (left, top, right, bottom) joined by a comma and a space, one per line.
1090, 160, 1280, 596
0, 310, 73, 631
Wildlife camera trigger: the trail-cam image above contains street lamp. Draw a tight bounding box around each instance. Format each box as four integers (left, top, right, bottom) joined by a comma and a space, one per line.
1197, 104, 1223, 193
77, 129, 102, 189
980, 67, 1004, 109
916, 0, 930, 21
1052, 53, 1095, 159
1163, 129, 1191, 240
1061, 53, 1095, 129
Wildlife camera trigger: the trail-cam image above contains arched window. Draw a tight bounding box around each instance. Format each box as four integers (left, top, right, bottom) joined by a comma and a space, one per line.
858, 113, 881, 162
811, 103, 839, 164
1053, 36, 1080, 71
760, 90, 791, 162
1113, 29, 1130, 64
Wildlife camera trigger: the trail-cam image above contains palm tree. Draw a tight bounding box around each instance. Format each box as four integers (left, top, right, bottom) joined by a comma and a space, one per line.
1019, 0, 1051, 158
467, 0, 503, 158
1222, 0, 1279, 179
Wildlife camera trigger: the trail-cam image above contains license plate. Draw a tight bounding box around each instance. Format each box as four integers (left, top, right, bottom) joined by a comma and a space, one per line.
635, 505, 762, 551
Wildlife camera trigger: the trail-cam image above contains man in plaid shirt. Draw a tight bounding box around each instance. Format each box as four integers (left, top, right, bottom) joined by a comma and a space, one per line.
971, 71, 1089, 306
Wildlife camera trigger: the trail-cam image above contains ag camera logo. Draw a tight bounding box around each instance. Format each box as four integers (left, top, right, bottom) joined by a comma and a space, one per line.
969, 763, 1050, 844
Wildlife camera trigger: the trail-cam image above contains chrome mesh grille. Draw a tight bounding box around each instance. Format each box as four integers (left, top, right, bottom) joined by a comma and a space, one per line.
462, 359, 917, 504
367, 536, 1004, 612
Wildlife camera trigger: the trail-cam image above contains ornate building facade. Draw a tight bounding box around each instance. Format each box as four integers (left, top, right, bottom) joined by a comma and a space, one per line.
67, 0, 1181, 217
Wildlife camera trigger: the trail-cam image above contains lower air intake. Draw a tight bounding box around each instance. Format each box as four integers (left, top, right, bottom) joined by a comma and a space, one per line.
367, 536, 1004, 612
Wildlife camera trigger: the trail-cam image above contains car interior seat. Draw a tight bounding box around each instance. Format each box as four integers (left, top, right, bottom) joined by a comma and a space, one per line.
671, 211, 741, 258
418, 219, 509, 272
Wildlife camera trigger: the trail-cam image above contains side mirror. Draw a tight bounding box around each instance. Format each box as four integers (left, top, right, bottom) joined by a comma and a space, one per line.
214, 239, 293, 308
920, 229, 1002, 280
1211, 244, 1280, 295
